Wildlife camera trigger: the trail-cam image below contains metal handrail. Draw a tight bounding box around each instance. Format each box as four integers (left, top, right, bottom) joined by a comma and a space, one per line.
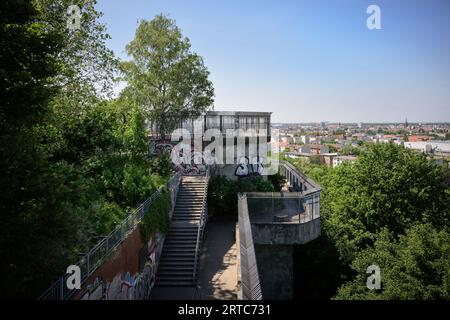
39, 172, 181, 300
280, 160, 322, 192
192, 166, 210, 284
238, 193, 262, 300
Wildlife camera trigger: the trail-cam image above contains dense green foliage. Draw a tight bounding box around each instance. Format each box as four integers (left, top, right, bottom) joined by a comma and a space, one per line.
287, 143, 450, 299
208, 175, 276, 215
268, 173, 286, 192
120, 14, 214, 136
340, 144, 362, 156
0, 1, 172, 299
140, 189, 171, 242
335, 224, 450, 299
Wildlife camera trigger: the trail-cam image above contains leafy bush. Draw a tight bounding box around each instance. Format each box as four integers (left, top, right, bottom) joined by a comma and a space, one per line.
335, 224, 450, 300
208, 175, 277, 216
139, 188, 171, 242
149, 152, 172, 178
208, 175, 238, 215
268, 173, 286, 191
287, 143, 450, 299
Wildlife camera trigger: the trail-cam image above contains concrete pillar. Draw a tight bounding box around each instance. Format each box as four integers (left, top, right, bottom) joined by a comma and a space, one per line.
254, 244, 294, 299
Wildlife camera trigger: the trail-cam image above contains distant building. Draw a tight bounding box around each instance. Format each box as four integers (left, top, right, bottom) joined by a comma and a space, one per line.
279, 135, 293, 143
404, 141, 450, 156
333, 155, 358, 167
322, 153, 338, 167
300, 144, 329, 155
408, 135, 431, 142
292, 136, 303, 144
300, 135, 310, 144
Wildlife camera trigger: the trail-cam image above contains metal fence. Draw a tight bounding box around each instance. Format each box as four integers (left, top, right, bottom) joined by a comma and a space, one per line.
238, 193, 262, 300
245, 191, 320, 224
39, 172, 181, 300
279, 160, 321, 192
192, 166, 210, 284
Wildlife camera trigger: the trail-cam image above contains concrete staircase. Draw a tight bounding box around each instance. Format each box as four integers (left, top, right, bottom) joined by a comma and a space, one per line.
156, 175, 208, 287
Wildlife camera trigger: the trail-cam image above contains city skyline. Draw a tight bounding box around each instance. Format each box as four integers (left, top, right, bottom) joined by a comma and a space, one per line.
96, 0, 450, 123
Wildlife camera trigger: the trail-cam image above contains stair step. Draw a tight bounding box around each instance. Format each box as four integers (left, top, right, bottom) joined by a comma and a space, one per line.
157, 271, 194, 277
173, 212, 202, 214
165, 236, 198, 240
161, 251, 195, 256
173, 212, 202, 215
173, 215, 202, 217
158, 264, 194, 274
160, 255, 195, 261
162, 245, 196, 249
167, 232, 198, 236
163, 241, 196, 245
166, 232, 198, 235
154, 175, 207, 287
165, 237, 198, 240
170, 226, 198, 229
168, 230, 198, 234
176, 194, 204, 197
159, 260, 194, 267
165, 234, 198, 238
173, 212, 203, 215
158, 271, 193, 281
155, 280, 194, 287
159, 259, 195, 265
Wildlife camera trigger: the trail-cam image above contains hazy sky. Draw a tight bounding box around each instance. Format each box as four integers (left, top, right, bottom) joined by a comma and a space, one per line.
96, 0, 450, 123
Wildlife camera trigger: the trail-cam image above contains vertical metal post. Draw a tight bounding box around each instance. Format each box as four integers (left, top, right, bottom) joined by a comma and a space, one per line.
87, 254, 90, 277
60, 278, 64, 300
272, 193, 274, 215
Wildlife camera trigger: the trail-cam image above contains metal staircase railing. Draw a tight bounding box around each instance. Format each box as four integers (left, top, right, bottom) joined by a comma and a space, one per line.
192, 166, 210, 284
39, 172, 181, 300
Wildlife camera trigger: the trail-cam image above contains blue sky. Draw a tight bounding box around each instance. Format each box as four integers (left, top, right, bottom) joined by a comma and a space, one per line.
96, 0, 450, 123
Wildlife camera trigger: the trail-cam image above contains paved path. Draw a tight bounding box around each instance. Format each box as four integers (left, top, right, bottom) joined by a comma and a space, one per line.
150, 215, 238, 300
196, 216, 238, 300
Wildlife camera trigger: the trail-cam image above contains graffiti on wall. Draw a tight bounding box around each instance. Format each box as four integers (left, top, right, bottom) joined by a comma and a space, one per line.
234, 156, 265, 177
80, 233, 163, 300
173, 151, 206, 175
149, 138, 173, 157
150, 138, 206, 175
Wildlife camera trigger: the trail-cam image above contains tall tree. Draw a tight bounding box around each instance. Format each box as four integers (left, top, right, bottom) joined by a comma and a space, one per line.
335, 224, 450, 300
34, 0, 117, 105
323, 143, 450, 264
121, 14, 215, 136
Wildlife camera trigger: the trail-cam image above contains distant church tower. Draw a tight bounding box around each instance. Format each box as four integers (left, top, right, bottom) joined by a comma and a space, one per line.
404, 117, 408, 128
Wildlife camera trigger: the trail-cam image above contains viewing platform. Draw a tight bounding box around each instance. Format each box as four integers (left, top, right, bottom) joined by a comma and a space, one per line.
236, 161, 321, 299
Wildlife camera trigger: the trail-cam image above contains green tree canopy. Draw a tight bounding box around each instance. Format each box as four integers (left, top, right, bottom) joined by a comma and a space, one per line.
335, 224, 450, 300
121, 14, 214, 136
324, 143, 450, 263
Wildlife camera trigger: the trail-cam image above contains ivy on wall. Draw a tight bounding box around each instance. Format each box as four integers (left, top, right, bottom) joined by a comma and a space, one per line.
139, 189, 171, 242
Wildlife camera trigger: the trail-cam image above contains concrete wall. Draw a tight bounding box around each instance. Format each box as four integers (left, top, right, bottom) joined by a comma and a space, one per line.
212, 164, 268, 181
251, 219, 321, 245
73, 227, 164, 300
254, 244, 293, 300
